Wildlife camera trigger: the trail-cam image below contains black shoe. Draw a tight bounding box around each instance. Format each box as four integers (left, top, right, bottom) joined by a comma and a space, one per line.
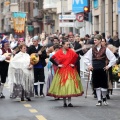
0, 93, 5, 98
103, 98, 108, 106
110, 89, 113, 95
68, 103, 73, 107
63, 103, 67, 107
21, 97, 24, 101
10, 95, 13, 98
54, 97, 60, 100
94, 94, 97, 98
26, 98, 31, 101
96, 101, 102, 106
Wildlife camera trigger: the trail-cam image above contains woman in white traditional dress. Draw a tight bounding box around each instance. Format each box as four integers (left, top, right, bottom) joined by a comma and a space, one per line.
8, 44, 34, 101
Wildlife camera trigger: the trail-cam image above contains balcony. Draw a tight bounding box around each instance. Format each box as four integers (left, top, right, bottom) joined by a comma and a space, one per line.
2, 6, 10, 15
5, 12, 11, 18
43, 0, 58, 10
57, 0, 68, 14
10, 3, 19, 12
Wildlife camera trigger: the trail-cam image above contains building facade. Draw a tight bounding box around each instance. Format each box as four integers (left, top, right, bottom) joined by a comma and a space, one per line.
0, 0, 44, 35
0, 0, 119, 36
92, 0, 118, 36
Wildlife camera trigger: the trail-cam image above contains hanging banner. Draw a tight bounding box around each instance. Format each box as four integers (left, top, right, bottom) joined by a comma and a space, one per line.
12, 12, 26, 34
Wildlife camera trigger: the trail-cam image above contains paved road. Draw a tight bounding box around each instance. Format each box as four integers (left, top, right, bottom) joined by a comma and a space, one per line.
0, 68, 120, 120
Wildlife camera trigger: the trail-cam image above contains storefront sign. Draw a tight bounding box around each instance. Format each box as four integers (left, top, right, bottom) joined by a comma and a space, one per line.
59, 15, 76, 20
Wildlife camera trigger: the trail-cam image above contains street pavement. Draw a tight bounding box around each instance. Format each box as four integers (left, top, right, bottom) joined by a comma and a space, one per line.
0, 67, 120, 120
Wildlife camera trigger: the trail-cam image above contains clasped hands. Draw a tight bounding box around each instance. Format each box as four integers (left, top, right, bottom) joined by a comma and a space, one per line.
58, 64, 74, 68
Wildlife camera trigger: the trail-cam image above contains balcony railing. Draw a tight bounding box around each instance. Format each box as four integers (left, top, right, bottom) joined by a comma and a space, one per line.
57, 0, 68, 14
10, 3, 19, 12
43, 0, 58, 9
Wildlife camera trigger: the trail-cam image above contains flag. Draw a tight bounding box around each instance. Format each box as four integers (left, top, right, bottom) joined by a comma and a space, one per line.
12, 12, 26, 34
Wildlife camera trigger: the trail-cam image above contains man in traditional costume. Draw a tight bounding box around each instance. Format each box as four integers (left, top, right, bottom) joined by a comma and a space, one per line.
27, 36, 47, 97
47, 40, 84, 107
8, 44, 34, 101
84, 34, 116, 106
0, 39, 11, 98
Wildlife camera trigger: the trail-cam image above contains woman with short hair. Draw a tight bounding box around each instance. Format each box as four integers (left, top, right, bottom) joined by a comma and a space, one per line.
8, 44, 34, 101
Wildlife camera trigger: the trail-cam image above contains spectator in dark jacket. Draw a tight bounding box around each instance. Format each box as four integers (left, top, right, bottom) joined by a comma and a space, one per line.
113, 35, 120, 47
101, 33, 105, 39
106, 34, 113, 45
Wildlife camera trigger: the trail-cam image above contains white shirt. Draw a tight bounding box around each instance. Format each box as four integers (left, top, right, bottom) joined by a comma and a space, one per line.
0, 49, 7, 61
84, 47, 117, 68
119, 46, 120, 56
35, 46, 38, 49
106, 38, 110, 42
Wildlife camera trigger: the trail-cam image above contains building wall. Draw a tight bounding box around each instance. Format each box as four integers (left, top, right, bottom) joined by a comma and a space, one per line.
53, 14, 59, 32
43, 13, 59, 34
43, 0, 60, 34
0, 1, 6, 33
92, 0, 118, 36
67, 0, 72, 12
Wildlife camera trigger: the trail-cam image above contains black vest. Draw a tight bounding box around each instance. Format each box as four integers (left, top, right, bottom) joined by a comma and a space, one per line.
92, 46, 106, 69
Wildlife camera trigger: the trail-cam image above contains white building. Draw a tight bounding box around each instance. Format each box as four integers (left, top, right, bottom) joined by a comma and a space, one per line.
43, 0, 92, 36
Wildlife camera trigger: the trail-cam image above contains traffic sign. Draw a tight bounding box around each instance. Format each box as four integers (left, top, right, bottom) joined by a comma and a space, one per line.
76, 13, 84, 22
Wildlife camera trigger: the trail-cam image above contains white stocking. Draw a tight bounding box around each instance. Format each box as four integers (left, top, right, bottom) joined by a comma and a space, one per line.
96, 88, 101, 101
101, 88, 107, 98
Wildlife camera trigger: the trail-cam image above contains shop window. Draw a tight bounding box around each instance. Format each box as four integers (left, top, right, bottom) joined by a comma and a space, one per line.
94, 0, 98, 9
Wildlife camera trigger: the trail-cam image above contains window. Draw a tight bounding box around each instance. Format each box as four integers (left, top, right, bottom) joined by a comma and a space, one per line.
11, 0, 18, 3
94, 0, 98, 9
